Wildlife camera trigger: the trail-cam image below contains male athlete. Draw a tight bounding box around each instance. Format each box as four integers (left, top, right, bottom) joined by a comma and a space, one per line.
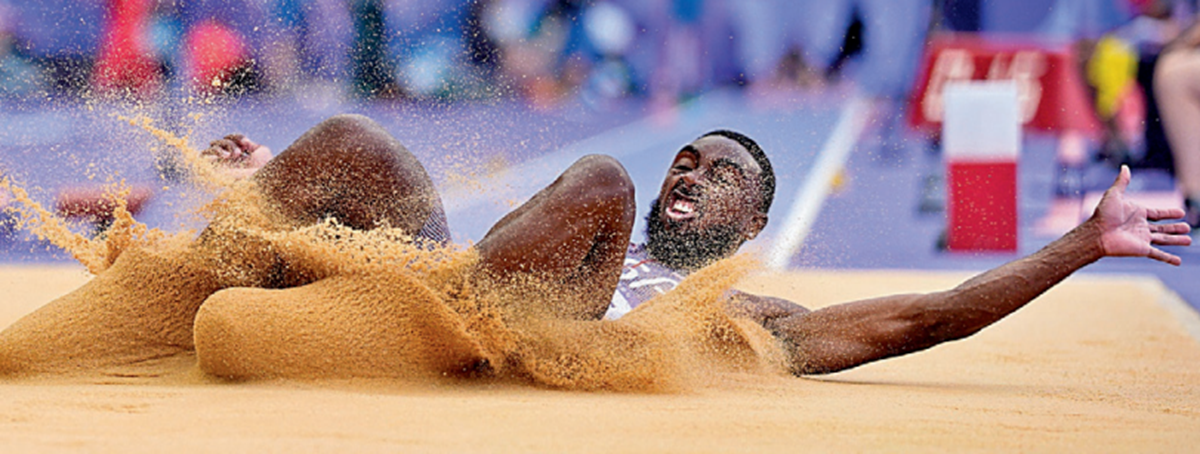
203, 115, 1191, 375
0, 114, 1189, 376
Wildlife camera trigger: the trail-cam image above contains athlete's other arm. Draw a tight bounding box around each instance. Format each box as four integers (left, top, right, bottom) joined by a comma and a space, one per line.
202, 134, 273, 180
754, 166, 1190, 375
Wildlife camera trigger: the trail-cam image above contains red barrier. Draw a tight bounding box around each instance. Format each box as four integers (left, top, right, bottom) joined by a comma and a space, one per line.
947, 161, 1019, 251
907, 34, 1102, 136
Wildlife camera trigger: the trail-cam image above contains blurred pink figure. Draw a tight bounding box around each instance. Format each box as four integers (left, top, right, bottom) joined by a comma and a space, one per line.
1154, 21, 1200, 227
92, 0, 162, 97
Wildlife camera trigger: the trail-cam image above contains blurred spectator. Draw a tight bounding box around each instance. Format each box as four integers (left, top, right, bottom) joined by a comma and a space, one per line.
0, 2, 41, 99
92, 0, 162, 98
722, 0, 930, 100
0, 0, 950, 107
578, 1, 637, 106
1154, 17, 1200, 228
302, 0, 354, 86
1026, 0, 1198, 202
147, 0, 185, 83
11, 0, 105, 98
256, 0, 304, 92
386, 0, 487, 99
183, 18, 257, 95
854, 0, 933, 99
1083, 0, 1194, 174
478, 0, 578, 105
258, 0, 352, 93
649, 0, 706, 103
351, 0, 400, 98
176, 0, 268, 96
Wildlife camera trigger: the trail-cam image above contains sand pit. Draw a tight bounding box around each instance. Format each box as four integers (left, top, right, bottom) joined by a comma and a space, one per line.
0, 265, 1197, 452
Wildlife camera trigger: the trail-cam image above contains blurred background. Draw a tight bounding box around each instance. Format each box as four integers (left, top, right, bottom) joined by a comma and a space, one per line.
0, 0, 936, 106
0, 0, 1198, 309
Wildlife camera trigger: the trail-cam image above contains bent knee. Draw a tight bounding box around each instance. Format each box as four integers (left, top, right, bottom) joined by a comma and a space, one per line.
318, 113, 382, 134
567, 154, 635, 201
572, 154, 629, 181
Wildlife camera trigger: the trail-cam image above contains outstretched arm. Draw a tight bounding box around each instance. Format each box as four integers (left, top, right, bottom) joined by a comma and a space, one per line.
764, 166, 1191, 375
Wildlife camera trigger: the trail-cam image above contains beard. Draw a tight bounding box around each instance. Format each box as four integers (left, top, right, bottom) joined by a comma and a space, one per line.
644, 198, 743, 273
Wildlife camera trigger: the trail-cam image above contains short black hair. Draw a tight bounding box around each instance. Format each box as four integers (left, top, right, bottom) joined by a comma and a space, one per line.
700, 129, 775, 214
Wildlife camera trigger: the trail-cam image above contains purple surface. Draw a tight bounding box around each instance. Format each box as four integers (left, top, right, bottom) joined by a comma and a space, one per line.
800, 125, 1200, 312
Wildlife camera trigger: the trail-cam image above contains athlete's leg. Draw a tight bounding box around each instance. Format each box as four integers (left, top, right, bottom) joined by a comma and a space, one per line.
252, 113, 445, 234
0, 115, 449, 376
474, 154, 636, 320
201, 114, 451, 288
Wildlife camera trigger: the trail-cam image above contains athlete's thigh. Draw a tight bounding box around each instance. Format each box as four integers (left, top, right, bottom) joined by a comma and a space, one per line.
474, 155, 635, 319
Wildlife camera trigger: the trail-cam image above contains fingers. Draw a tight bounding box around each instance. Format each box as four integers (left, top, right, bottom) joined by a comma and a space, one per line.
203, 136, 254, 165
203, 138, 237, 157
228, 134, 260, 153
1147, 247, 1182, 266
1146, 207, 1188, 221
1150, 221, 1192, 235
1151, 231, 1193, 246
1110, 164, 1131, 194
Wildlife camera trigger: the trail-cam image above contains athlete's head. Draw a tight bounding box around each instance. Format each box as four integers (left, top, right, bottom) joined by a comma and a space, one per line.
646, 130, 775, 271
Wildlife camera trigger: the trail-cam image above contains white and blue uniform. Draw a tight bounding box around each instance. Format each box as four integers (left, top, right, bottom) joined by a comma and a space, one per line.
414, 204, 451, 247
604, 243, 686, 320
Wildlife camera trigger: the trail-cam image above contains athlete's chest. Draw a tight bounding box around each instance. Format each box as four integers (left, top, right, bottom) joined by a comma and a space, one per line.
605, 245, 687, 319
618, 256, 683, 295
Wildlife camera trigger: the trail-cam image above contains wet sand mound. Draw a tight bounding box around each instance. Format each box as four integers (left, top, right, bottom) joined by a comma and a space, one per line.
0, 238, 217, 377
189, 214, 785, 391
193, 258, 499, 382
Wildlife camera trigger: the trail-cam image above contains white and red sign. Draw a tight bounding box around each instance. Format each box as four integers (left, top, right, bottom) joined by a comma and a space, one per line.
908, 34, 1102, 136
942, 82, 1021, 252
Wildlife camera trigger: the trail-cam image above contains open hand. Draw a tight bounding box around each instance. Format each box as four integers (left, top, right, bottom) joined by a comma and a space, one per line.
201, 134, 272, 179
1093, 166, 1191, 265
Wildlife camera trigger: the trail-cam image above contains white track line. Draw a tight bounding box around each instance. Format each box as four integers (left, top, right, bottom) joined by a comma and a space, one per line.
1149, 279, 1200, 345
766, 94, 870, 270
1077, 273, 1200, 345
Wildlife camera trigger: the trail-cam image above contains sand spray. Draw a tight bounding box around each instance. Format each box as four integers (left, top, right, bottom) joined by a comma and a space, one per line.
0, 115, 788, 391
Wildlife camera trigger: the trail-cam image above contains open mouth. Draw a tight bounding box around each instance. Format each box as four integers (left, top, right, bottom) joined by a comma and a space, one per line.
664, 188, 700, 222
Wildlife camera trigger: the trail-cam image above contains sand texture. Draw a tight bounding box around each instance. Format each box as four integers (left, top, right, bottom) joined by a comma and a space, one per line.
0, 265, 1197, 452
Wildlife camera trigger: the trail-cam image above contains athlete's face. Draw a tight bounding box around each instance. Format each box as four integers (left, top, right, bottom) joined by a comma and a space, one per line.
644, 136, 767, 271
656, 135, 766, 237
